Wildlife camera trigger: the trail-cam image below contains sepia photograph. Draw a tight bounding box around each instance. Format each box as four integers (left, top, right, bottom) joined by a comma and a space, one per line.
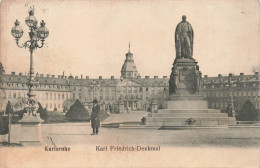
0, 0, 259, 167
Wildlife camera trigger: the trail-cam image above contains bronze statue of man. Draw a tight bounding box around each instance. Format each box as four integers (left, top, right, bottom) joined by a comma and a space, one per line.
175, 15, 194, 59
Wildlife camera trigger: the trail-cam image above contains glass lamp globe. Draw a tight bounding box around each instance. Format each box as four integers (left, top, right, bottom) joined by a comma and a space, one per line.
25, 10, 37, 28
37, 20, 49, 39
11, 20, 24, 38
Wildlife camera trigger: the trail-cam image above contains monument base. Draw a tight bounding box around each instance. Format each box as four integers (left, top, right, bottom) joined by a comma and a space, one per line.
146, 99, 236, 126
18, 115, 44, 146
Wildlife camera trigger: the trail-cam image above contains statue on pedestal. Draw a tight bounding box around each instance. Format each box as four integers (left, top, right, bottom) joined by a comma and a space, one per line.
175, 15, 194, 59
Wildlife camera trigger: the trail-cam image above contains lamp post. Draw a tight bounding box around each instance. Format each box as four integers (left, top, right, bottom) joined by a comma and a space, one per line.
11, 9, 49, 117
225, 77, 236, 117
113, 78, 124, 113
254, 96, 260, 121
11, 9, 49, 145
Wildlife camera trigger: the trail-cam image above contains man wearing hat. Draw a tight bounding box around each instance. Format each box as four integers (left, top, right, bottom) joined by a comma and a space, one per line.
91, 99, 100, 135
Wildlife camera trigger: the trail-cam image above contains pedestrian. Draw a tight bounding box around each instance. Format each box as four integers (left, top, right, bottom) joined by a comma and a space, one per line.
91, 99, 100, 135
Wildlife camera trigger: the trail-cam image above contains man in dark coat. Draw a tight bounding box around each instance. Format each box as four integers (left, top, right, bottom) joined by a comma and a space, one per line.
91, 99, 100, 135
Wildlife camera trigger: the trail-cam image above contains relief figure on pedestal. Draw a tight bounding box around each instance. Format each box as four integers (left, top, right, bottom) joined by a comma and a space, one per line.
169, 66, 179, 95
195, 65, 202, 93
175, 15, 194, 59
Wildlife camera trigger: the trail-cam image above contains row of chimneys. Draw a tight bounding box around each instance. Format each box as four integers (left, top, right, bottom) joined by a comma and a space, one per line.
143, 76, 167, 79
11, 72, 259, 79
10, 72, 168, 80
204, 72, 259, 78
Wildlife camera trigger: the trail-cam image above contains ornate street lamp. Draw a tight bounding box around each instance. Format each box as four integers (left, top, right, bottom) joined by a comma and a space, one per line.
225, 77, 236, 117
11, 9, 49, 117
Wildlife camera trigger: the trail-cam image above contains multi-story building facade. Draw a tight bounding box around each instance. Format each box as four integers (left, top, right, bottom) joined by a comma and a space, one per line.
0, 72, 71, 112
0, 48, 169, 112
0, 47, 259, 117
202, 72, 260, 114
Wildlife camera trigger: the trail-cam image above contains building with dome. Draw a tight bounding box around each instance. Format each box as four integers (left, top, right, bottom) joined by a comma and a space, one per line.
0, 44, 259, 120
120, 44, 139, 79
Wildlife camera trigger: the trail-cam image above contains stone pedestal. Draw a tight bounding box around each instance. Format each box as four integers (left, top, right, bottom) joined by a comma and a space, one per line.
150, 100, 158, 113
145, 58, 236, 127
19, 115, 44, 146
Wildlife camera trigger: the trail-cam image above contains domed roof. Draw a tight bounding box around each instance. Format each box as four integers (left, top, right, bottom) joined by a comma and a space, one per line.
121, 49, 139, 79
121, 52, 138, 72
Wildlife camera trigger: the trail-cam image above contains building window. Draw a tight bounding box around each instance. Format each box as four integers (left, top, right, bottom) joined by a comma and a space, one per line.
45, 93, 48, 100
50, 93, 52, 99
58, 93, 60, 99
62, 93, 65, 99
50, 103, 52, 108
58, 104, 60, 108
54, 93, 56, 99
18, 92, 21, 98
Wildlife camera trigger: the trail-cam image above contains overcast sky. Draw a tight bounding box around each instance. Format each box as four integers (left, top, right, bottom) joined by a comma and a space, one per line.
0, 0, 259, 78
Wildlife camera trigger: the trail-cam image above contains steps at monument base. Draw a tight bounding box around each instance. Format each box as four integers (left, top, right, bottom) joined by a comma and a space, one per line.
148, 113, 228, 118
145, 117, 236, 126
158, 109, 222, 114
118, 124, 160, 129
159, 125, 229, 130
167, 101, 208, 109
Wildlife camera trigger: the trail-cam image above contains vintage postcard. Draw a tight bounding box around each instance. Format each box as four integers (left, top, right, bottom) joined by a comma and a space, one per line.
0, 0, 259, 167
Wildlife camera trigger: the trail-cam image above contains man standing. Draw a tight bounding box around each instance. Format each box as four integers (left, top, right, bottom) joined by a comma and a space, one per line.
91, 99, 100, 135
175, 15, 194, 59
